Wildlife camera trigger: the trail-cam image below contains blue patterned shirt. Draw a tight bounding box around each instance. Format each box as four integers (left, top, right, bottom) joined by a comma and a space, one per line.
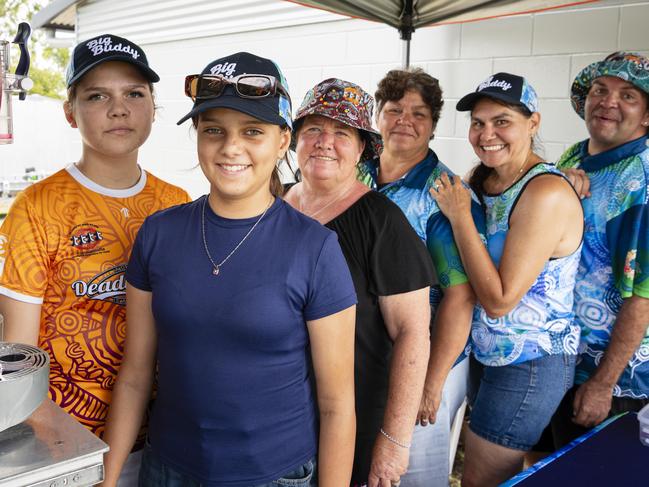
558, 136, 649, 399
472, 163, 582, 366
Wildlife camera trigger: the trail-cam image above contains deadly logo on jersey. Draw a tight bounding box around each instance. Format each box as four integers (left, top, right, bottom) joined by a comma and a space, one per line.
71, 264, 127, 305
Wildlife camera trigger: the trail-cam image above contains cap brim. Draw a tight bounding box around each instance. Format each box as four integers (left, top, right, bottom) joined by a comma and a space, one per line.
177, 93, 287, 126
67, 56, 160, 87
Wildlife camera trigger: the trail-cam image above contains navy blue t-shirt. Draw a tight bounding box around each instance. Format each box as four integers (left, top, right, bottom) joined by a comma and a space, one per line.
126, 196, 357, 486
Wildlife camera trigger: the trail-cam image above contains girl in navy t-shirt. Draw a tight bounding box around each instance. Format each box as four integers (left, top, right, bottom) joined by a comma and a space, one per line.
101, 52, 357, 487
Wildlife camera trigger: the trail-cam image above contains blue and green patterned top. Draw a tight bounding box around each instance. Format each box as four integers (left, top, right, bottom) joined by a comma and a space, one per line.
359, 150, 485, 365
472, 163, 582, 366
557, 136, 649, 399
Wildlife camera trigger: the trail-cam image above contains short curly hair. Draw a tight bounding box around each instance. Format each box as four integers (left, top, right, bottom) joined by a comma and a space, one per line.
374, 68, 444, 124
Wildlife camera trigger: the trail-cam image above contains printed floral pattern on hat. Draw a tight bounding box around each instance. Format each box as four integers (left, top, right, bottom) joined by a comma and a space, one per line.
571, 51, 649, 119
294, 78, 382, 161
297, 79, 375, 132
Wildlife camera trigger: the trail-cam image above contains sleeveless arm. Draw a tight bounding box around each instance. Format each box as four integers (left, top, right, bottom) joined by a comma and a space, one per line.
434, 173, 580, 317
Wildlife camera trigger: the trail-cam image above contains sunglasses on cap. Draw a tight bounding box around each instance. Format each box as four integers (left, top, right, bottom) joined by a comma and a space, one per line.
184, 74, 291, 104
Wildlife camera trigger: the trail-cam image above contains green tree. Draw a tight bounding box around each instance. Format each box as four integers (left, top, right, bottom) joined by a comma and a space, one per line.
1, 0, 69, 99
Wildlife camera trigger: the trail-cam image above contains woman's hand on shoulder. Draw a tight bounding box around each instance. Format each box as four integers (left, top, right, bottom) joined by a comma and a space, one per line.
429, 173, 471, 222
561, 168, 591, 199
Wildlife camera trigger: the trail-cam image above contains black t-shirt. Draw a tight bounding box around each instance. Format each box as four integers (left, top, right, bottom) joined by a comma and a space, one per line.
325, 191, 434, 482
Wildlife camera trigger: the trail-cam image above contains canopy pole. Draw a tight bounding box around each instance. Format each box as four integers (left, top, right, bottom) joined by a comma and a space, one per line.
402, 38, 411, 68
399, 0, 414, 69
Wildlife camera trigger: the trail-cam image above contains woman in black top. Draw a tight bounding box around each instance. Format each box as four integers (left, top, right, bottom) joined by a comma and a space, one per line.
284, 78, 434, 487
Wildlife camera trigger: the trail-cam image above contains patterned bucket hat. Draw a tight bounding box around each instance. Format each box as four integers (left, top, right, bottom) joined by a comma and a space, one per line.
292, 78, 382, 161
571, 51, 649, 119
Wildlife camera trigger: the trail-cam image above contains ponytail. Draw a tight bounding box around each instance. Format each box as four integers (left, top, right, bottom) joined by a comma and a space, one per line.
468, 162, 494, 203
269, 163, 285, 197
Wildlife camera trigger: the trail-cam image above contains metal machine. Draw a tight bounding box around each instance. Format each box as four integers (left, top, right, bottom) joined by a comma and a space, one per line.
0, 318, 108, 487
1, 23, 33, 144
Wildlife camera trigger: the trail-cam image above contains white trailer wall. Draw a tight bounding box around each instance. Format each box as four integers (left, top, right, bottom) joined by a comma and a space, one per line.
58, 0, 649, 196
0, 96, 78, 181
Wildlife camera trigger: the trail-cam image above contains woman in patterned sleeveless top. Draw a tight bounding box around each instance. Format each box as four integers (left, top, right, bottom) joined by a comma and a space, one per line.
431, 73, 584, 486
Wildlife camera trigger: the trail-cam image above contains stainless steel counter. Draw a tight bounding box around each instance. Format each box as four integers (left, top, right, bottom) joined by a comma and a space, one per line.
0, 399, 108, 486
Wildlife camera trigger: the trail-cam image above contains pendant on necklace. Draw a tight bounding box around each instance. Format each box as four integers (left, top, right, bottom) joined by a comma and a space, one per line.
212, 266, 220, 276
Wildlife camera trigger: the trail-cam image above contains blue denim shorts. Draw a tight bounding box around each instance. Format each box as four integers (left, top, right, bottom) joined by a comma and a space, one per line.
138, 442, 316, 487
469, 353, 576, 451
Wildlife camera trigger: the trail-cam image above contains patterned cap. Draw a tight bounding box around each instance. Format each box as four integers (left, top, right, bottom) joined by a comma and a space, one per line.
177, 52, 292, 128
571, 51, 649, 119
457, 72, 539, 114
292, 78, 382, 161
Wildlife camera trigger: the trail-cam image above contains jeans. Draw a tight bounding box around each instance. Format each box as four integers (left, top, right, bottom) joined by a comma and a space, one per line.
138, 442, 316, 487
469, 353, 576, 451
117, 450, 143, 487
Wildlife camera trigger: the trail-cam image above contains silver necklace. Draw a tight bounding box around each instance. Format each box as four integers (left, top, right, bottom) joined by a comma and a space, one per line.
508, 151, 532, 188
201, 196, 272, 276
493, 150, 533, 192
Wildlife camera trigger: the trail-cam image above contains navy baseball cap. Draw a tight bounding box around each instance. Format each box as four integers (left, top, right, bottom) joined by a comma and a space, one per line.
66, 34, 159, 88
457, 72, 539, 113
177, 52, 292, 129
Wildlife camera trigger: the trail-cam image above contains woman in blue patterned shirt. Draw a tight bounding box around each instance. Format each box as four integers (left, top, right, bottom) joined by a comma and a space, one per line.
432, 73, 584, 486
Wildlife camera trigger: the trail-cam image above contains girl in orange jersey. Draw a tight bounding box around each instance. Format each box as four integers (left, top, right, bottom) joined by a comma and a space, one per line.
0, 34, 190, 485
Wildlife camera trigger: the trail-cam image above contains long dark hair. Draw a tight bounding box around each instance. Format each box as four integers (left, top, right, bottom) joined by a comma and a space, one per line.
467, 98, 539, 200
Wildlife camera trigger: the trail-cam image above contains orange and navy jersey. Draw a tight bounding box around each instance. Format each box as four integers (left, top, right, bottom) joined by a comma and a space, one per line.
0, 165, 190, 438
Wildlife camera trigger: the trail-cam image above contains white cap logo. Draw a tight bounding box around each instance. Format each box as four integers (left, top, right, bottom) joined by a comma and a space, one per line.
478, 76, 512, 92
210, 62, 237, 78
86, 36, 140, 60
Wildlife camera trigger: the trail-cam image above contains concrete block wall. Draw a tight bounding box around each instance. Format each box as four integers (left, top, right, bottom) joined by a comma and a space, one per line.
66, 0, 649, 196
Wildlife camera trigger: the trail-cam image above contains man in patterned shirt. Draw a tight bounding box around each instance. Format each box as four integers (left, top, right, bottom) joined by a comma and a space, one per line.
554, 51, 649, 445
